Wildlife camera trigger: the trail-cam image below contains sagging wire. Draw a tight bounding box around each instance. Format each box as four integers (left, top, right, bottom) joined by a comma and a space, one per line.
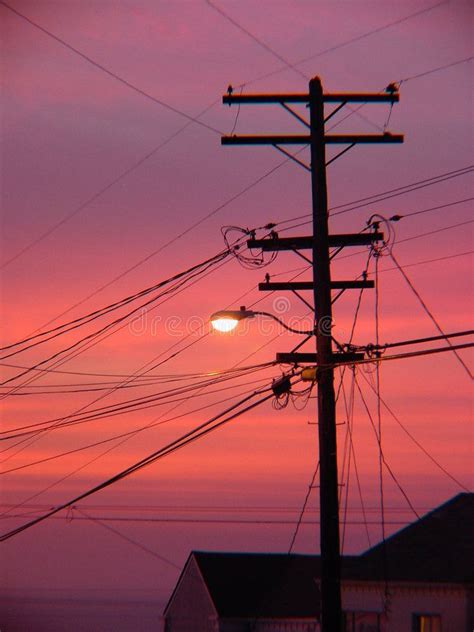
269, 370, 313, 411
357, 368, 470, 492
76, 507, 181, 570
339, 367, 361, 553
366, 213, 398, 258
288, 462, 320, 553
290, 382, 315, 411
272, 391, 290, 410
389, 250, 473, 380
0, 386, 278, 541
341, 367, 372, 549
373, 252, 391, 615
271, 373, 292, 410
222, 224, 278, 269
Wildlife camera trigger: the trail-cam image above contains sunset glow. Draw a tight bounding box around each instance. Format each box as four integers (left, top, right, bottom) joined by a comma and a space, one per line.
0, 1, 472, 630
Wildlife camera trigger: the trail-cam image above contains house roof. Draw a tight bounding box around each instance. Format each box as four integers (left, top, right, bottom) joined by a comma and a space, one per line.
358, 492, 474, 583
193, 551, 321, 618
164, 493, 473, 618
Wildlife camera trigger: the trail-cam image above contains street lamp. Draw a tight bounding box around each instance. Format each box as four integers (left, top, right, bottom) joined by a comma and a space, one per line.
210, 305, 314, 335
209, 306, 254, 332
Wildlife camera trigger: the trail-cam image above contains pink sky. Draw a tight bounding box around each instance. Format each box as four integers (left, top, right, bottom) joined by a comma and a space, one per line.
0, 0, 472, 628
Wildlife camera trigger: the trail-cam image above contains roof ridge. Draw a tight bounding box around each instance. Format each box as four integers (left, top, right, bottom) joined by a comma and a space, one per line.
360, 492, 473, 557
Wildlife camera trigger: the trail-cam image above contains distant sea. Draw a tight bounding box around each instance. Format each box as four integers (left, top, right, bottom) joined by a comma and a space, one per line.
0, 596, 166, 631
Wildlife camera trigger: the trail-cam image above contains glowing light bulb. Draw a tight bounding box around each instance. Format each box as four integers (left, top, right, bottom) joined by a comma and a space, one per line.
210, 317, 239, 333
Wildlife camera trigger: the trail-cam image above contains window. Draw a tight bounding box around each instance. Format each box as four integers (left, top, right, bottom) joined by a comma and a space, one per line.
344, 611, 381, 632
413, 614, 442, 632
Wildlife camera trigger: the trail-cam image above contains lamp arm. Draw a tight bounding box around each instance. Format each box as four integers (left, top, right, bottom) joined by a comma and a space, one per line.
252, 311, 314, 336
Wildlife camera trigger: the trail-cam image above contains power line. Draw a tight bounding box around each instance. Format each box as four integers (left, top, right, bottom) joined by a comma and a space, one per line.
206, 0, 307, 80
0, 247, 305, 466
399, 55, 474, 83
365, 329, 474, 352
277, 342, 474, 372
340, 369, 359, 553
379, 249, 473, 272
357, 370, 471, 492
0, 386, 279, 541
0, 100, 221, 271
0, 364, 273, 394
0, 380, 274, 474
288, 463, 320, 553
0, 362, 226, 380
2, 3, 433, 273
277, 165, 473, 227
341, 368, 372, 549
0, 254, 229, 390
0, 364, 271, 462
395, 196, 474, 219
346, 343, 474, 368
2, 5, 462, 277
16, 164, 470, 357
0, 1, 221, 134
0, 375, 233, 396
354, 375, 420, 520
393, 218, 474, 247
76, 508, 181, 570
0, 356, 282, 516
1, 240, 257, 410
332, 169, 474, 219
0, 261, 250, 459
0, 248, 233, 356
0, 502, 437, 514
373, 257, 389, 604
1, 513, 414, 527
236, 1, 449, 88
330, 207, 474, 267
288, 224, 474, 291
22, 150, 301, 339
13, 254, 232, 394
209, 0, 386, 134
388, 251, 473, 379
0, 262, 307, 382
0, 366, 272, 443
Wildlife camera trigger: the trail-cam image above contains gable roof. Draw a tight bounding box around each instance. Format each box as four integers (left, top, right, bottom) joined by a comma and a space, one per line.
358, 492, 474, 583
193, 551, 321, 618
164, 494, 473, 618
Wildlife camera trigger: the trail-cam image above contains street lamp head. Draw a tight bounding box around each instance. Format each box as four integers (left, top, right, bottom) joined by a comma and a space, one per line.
210, 305, 314, 335
210, 306, 254, 332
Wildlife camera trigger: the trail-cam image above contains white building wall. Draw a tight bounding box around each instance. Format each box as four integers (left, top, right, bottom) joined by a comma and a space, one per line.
220, 619, 319, 632
164, 557, 218, 632
342, 581, 468, 632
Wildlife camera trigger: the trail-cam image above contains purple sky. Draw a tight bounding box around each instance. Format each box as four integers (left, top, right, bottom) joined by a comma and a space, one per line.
1, 1, 472, 629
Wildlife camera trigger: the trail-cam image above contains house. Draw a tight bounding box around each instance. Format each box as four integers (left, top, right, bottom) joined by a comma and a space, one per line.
163, 493, 473, 631
341, 492, 473, 631
163, 552, 320, 631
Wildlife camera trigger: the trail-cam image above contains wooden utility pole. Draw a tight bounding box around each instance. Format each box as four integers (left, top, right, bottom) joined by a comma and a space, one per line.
309, 76, 341, 630
221, 77, 402, 632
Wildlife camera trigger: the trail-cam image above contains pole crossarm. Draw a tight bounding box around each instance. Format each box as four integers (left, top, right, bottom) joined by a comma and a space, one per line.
222, 133, 403, 145
276, 352, 365, 364
248, 233, 384, 250
223, 92, 399, 105
259, 280, 375, 291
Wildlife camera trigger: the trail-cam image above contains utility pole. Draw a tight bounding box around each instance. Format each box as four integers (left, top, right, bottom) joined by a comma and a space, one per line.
221, 77, 402, 632
309, 76, 341, 630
